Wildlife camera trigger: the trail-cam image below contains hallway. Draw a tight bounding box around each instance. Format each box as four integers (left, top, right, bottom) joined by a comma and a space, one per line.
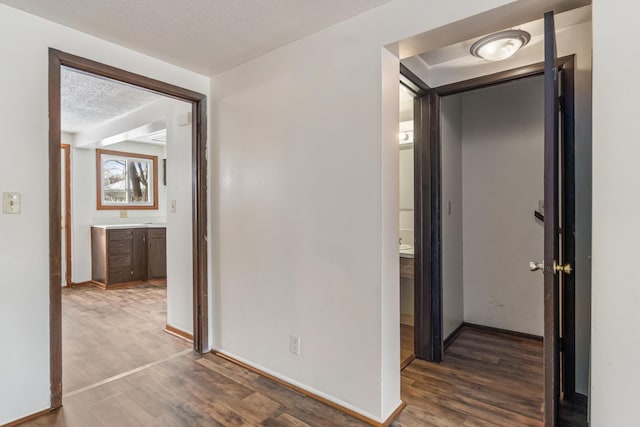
22, 306, 581, 426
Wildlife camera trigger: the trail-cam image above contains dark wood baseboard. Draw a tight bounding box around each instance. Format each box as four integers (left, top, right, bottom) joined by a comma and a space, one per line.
66, 281, 92, 288
213, 351, 406, 426
443, 322, 466, 350
400, 353, 415, 371
164, 324, 194, 343
1, 407, 54, 427
89, 279, 167, 290
463, 322, 543, 342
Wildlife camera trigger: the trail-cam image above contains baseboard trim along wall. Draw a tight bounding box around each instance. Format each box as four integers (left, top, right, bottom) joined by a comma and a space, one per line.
463, 322, 543, 342
443, 322, 465, 350
1, 408, 52, 427
213, 351, 406, 426
164, 324, 194, 342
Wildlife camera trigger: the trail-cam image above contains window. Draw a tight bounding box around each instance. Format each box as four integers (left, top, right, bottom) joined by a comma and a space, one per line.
96, 149, 158, 210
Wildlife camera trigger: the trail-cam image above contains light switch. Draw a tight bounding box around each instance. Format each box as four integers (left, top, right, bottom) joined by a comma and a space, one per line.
170, 200, 176, 213
2, 192, 21, 214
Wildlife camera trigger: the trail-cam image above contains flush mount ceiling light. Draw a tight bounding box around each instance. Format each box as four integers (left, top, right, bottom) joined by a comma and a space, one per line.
470, 29, 531, 61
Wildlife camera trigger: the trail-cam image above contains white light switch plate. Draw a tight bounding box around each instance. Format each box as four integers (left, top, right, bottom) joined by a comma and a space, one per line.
2, 192, 21, 214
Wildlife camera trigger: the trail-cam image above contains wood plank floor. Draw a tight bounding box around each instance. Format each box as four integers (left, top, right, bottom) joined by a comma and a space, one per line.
61, 284, 190, 393
396, 326, 544, 426
22, 289, 586, 426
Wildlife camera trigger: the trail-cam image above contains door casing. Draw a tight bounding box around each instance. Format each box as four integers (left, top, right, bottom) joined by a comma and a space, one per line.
48, 49, 209, 409
403, 55, 576, 399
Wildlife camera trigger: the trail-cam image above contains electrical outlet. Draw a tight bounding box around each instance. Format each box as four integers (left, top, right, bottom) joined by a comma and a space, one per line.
120, 210, 128, 218
289, 334, 301, 356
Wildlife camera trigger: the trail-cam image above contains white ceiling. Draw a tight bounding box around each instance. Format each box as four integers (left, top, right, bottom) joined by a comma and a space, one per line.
418, 5, 591, 67
61, 67, 163, 133
1, 0, 389, 76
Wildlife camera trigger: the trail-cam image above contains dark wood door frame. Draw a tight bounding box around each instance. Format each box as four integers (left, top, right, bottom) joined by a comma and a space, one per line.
402, 56, 577, 394
61, 144, 72, 286
48, 48, 209, 409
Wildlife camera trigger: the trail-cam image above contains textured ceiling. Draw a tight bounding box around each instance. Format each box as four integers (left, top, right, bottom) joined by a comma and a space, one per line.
61, 67, 163, 133
1, 0, 389, 75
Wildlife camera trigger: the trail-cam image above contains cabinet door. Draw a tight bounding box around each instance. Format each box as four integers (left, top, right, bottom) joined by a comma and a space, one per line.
147, 228, 167, 280
132, 229, 148, 281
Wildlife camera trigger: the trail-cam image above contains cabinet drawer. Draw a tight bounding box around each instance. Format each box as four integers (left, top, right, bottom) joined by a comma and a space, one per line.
108, 268, 132, 284
109, 239, 132, 253
400, 257, 414, 279
109, 253, 132, 268
147, 228, 166, 239
108, 229, 133, 241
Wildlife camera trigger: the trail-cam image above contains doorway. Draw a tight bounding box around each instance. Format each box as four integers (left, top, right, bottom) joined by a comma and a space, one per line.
48, 49, 209, 409
404, 55, 577, 424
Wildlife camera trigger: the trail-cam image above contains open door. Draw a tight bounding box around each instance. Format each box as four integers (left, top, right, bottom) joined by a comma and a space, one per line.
543, 10, 573, 426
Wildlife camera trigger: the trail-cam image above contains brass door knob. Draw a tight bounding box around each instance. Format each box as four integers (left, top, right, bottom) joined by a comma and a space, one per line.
553, 261, 572, 275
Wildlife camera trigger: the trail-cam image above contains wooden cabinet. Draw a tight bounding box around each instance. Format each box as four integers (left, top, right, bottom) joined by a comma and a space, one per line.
400, 256, 414, 280
91, 226, 166, 289
147, 228, 167, 280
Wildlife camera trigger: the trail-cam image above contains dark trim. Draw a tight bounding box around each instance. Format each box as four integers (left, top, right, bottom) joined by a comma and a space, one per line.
61, 144, 72, 286
412, 93, 427, 361
543, 11, 560, 427
560, 56, 576, 402
400, 63, 429, 95
165, 324, 194, 343
428, 92, 443, 362
1, 408, 55, 427
463, 322, 543, 342
48, 50, 63, 410
405, 65, 443, 363
434, 54, 575, 97
48, 49, 209, 410
192, 96, 209, 354
67, 281, 92, 288
443, 322, 465, 350
214, 351, 406, 426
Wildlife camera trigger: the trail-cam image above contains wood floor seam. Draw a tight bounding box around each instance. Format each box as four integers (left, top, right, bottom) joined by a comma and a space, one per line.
64, 348, 193, 398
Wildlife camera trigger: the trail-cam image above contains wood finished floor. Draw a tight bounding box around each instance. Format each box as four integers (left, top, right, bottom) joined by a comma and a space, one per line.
22, 288, 586, 426
396, 327, 544, 426
61, 284, 190, 393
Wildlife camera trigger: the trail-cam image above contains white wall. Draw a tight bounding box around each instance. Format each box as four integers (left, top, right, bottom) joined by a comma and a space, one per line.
0, 4, 209, 425
209, 0, 515, 421
590, 0, 640, 424
441, 95, 464, 339
461, 76, 545, 336
71, 141, 167, 282
165, 102, 195, 334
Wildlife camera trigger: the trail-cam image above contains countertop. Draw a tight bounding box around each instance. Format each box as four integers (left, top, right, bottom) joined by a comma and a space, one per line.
400, 248, 414, 259
91, 223, 166, 229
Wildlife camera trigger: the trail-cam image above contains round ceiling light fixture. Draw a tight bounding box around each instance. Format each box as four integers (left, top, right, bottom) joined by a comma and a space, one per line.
470, 29, 531, 61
